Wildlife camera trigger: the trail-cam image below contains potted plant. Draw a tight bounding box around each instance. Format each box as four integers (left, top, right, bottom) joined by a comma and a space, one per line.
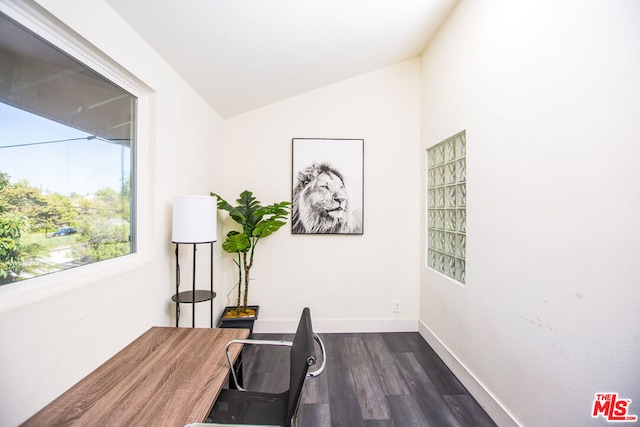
211, 190, 290, 330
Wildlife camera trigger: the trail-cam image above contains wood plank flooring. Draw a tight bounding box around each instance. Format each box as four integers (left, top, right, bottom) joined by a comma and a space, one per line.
240, 332, 497, 427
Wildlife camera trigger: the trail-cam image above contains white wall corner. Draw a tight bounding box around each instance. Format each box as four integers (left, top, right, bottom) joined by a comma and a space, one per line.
418, 320, 521, 427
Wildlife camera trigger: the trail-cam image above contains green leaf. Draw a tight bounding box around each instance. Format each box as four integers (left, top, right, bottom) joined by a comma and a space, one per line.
211, 192, 246, 225
253, 219, 287, 238
221, 232, 251, 254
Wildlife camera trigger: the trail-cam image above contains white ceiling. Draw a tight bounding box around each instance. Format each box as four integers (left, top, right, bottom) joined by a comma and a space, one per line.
105, 0, 457, 118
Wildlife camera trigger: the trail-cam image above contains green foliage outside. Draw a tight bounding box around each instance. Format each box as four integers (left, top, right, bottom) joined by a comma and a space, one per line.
0, 171, 25, 281
73, 218, 130, 262
0, 214, 24, 281
0, 171, 132, 285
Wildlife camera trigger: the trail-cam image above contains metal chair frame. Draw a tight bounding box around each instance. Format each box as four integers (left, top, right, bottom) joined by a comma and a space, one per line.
225, 333, 326, 392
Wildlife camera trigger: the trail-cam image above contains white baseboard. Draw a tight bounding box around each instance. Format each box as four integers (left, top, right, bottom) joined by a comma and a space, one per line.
418, 320, 520, 427
253, 317, 419, 334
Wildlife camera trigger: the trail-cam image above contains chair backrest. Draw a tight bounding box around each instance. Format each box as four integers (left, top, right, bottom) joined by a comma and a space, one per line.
286, 307, 316, 424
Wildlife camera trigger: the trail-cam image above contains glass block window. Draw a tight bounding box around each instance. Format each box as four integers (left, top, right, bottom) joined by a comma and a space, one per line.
427, 131, 466, 284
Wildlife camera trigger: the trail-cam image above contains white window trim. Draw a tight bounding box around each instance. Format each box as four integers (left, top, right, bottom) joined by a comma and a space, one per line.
0, 0, 155, 313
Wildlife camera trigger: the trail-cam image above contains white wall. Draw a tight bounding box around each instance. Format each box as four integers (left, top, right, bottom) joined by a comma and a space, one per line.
222, 59, 422, 333
0, 1, 225, 425
6, 1, 637, 425
419, 1, 640, 426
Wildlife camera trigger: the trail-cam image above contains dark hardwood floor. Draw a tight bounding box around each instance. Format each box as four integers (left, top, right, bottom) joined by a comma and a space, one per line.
241, 332, 497, 427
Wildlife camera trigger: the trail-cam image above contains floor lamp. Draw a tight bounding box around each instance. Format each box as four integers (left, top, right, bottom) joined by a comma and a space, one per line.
171, 195, 217, 327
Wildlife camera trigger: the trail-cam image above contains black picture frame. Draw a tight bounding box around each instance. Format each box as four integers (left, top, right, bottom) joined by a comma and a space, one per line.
291, 138, 364, 235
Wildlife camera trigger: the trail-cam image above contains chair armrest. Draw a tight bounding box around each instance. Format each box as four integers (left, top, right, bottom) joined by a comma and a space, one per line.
306, 333, 327, 378
225, 338, 293, 391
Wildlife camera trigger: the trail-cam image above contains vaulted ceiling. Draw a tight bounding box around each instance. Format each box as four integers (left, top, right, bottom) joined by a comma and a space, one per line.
105, 0, 458, 118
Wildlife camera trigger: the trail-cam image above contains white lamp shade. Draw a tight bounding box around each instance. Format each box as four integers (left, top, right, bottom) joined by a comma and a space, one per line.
172, 195, 217, 243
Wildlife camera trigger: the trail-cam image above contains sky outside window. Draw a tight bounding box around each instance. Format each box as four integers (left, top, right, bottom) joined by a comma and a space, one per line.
0, 102, 129, 196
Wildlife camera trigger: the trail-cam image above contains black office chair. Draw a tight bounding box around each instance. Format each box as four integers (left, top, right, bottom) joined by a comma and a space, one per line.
189, 307, 325, 427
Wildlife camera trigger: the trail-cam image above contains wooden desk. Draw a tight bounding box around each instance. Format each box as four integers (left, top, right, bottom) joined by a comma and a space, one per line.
22, 327, 249, 427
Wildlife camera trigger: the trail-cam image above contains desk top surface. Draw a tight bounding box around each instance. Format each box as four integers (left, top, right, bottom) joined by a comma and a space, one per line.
22, 326, 249, 427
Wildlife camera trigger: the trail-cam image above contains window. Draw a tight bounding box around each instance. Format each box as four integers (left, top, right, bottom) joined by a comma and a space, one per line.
0, 11, 136, 285
427, 131, 466, 284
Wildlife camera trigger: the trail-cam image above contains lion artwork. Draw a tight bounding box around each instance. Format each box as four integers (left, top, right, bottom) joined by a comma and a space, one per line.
292, 163, 362, 234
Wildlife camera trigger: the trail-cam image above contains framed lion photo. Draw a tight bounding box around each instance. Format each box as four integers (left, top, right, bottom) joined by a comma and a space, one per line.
291, 138, 364, 235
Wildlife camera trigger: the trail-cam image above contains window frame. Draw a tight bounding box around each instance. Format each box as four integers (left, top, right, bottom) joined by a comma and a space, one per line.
0, 0, 154, 311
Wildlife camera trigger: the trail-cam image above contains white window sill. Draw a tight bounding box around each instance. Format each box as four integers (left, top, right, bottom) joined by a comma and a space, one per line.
0, 253, 151, 314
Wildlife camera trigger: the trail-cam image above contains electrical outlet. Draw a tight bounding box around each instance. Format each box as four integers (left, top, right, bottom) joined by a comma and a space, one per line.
393, 300, 401, 313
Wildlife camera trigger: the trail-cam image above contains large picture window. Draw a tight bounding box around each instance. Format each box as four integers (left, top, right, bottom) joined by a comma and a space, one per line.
0, 12, 136, 285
